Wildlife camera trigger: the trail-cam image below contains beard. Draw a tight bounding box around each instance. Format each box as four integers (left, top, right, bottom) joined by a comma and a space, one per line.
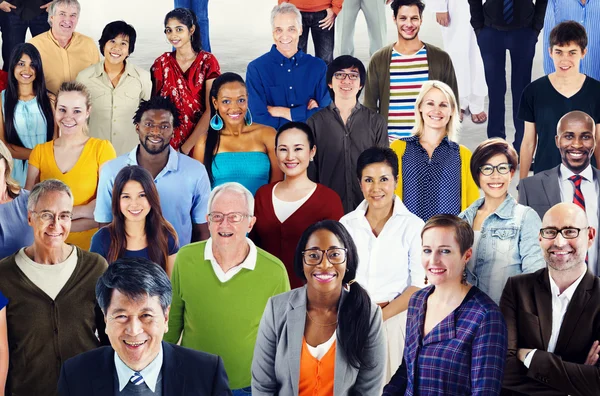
140, 136, 170, 155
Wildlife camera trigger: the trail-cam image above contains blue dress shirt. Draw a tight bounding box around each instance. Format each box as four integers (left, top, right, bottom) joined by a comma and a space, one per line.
115, 345, 163, 392
246, 45, 331, 129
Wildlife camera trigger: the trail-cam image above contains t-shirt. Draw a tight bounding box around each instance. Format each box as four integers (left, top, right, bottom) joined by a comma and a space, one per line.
518, 75, 600, 174
90, 226, 178, 263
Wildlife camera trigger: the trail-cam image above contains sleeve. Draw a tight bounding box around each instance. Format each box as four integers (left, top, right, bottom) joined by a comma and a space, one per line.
470, 307, 508, 396
246, 61, 282, 130
517, 84, 536, 123
518, 208, 546, 275
191, 164, 211, 224
211, 356, 232, 396
97, 140, 117, 166
141, 70, 152, 101
408, 219, 426, 288
203, 53, 222, 81
332, 0, 343, 15
363, 54, 380, 112
461, 147, 480, 207
542, 1, 556, 75
353, 306, 387, 394
168, 233, 179, 255
427, 0, 448, 14
533, 0, 549, 33
57, 362, 72, 396
373, 113, 389, 147
93, 164, 115, 223
151, 57, 164, 97
28, 143, 42, 168
290, 61, 331, 122
164, 254, 184, 343
382, 359, 408, 395
276, 265, 291, 295
89, 228, 108, 260
517, 179, 529, 205
326, 190, 345, 221
468, 0, 485, 32
251, 298, 280, 396
0, 290, 7, 310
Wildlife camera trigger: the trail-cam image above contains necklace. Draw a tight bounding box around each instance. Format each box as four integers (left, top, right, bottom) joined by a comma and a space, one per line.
306, 310, 337, 327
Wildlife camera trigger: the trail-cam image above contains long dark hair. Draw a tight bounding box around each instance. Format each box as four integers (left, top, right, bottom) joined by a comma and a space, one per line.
107, 166, 179, 270
294, 220, 373, 369
4, 43, 54, 155
164, 8, 202, 53
204, 72, 247, 184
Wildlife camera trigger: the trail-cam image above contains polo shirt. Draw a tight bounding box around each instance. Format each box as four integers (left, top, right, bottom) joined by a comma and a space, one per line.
29, 30, 100, 95
204, 237, 257, 282
94, 145, 211, 246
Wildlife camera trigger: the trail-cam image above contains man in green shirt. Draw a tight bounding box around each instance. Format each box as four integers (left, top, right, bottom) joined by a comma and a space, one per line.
165, 182, 290, 393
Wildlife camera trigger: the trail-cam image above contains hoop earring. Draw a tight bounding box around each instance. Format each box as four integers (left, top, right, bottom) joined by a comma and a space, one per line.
210, 113, 223, 130
244, 109, 253, 126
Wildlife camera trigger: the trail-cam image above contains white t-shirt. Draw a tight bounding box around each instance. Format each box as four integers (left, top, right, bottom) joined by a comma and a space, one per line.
272, 183, 317, 223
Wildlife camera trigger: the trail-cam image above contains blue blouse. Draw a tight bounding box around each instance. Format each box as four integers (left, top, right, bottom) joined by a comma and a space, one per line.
0, 290, 7, 310
211, 151, 270, 195
0, 189, 33, 259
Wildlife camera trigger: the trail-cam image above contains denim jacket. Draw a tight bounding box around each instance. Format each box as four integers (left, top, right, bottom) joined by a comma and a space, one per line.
459, 194, 546, 304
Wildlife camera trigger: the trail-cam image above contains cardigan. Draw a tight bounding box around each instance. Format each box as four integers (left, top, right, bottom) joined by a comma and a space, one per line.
251, 182, 345, 289
390, 138, 479, 212
363, 42, 459, 118
0, 247, 108, 396
251, 286, 386, 396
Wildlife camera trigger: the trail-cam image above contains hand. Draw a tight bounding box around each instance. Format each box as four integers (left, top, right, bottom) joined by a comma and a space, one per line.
584, 340, 600, 365
40, 2, 51, 10
319, 8, 335, 30
307, 99, 319, 110
517, 348, 533, 363
0, 1, 16, 12
436, 12, 450, 27
267, 106, 292, 120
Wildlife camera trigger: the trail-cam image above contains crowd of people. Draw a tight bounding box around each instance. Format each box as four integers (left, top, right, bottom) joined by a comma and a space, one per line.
0, 0, 599, 395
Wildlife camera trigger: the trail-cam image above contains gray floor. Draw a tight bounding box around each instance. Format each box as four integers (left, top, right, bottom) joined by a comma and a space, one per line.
74, 0, 546, 193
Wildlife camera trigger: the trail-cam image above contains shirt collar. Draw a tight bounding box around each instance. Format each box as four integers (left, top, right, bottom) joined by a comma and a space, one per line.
268, 44, 304, 64
114, 344, 163, 392
403, 135, 459, 151
47, 30, 78, 49
329, 101, 362, 114
463, 194, 516, 221
548, 267, 587, 300
92, 60, 135, 79
560, 163, 594, 182
350, 196, 413, 219
204, 237, 257, 271
126, 145, 180, 178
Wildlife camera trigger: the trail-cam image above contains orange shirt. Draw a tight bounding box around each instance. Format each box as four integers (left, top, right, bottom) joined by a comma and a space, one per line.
277, 0, 343, 15
299, 337, 336, 396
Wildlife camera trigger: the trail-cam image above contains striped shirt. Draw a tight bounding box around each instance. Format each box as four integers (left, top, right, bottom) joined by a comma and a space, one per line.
387, 47, 429, 142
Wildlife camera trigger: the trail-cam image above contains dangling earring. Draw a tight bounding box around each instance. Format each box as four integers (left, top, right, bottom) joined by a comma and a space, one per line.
244, 109, 253, 126
462, 267, 468, 286
210, 113, 223, 130
424, 276, 428, 285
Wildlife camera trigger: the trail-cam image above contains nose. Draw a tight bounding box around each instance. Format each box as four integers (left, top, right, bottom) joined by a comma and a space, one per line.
125, 317, 143, 336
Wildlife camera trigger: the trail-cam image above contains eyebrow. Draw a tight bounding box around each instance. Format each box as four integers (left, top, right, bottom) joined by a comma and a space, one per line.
110, 307, 156, 315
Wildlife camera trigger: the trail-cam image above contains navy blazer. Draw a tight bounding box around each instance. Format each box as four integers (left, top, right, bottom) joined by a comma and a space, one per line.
58, 341, 232, 395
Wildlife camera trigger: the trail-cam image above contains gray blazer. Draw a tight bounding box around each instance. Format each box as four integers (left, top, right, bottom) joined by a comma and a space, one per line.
251, 286, 386, 396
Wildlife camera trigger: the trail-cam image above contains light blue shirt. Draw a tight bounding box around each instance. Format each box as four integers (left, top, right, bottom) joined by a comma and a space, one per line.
459, 194, 546, 304
114, 344, 163, 392
94, 145, 211, 245
544, 0, 600, 81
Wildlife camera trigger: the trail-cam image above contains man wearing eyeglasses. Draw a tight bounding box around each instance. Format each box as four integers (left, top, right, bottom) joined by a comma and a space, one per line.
518, 110, 600, 275
307, 55, 388, 213
500, 202, 600, 395
165, 182, 290, 395
0, 179, 108, 396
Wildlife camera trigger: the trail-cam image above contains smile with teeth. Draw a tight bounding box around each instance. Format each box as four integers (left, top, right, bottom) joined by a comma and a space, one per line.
109, 52, 122, 58
61, 122, 76, 128
550, 250, 572, 256
285, 162, 298, 168
487, 183, 504, 188
148, 137, 162, 144
428, 268, 446, 275
313, 273, 336, 282
128, 209, 143, 215
568, 151, 585, 158
123, 340, 147, 347
218, 232, 234, 237
429, 115, 443, 121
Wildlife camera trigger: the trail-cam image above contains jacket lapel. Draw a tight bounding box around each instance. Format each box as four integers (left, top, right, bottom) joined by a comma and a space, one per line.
541, 167, 562, 206
162, 342, 185, 394
554, 272, 594, 353
534, 270, 553, 350
92, 348, 116, 396
287, 291, 306, 396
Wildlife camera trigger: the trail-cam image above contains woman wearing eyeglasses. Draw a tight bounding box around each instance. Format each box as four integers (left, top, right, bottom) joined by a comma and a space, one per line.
252, 220, 386, 395
458, 138, 545, 304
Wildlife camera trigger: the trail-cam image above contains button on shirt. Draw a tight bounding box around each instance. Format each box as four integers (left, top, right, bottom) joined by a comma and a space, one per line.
339, 196, 426, 303
558, 164, 599, 275
115, 344, 163, 392
204, 237, 257, 283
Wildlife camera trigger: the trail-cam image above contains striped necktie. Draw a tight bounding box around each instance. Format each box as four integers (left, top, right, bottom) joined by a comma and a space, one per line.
569, 175, 586, 210
503, 0, 514, 24
130, 372, 145, 386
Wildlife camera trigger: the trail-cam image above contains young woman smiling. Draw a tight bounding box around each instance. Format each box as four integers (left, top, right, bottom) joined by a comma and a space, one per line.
90, 166, 178, 275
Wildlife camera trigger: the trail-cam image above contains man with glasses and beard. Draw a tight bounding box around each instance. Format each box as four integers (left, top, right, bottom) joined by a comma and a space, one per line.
519, 111, 600, 275
500, 203, 600, 395
94, 96, 211, 245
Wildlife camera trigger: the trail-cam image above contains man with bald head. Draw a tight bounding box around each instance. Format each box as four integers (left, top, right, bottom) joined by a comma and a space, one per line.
500, 203, 600, 395
519, 110, 600, 275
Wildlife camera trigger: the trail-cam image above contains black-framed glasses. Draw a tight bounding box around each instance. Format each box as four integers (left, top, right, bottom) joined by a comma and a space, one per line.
479, 163, 512, 176
30, 211, 73, 223
333, 72, 360, 81
302, 248, 347, 266
539, 227, 589, 239
207, 212, 251, 224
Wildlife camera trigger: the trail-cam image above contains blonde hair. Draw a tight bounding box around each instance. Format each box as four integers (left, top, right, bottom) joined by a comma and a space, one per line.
412, 80, 460, 142
0, 140, 21, 195
57, 81, 91, 135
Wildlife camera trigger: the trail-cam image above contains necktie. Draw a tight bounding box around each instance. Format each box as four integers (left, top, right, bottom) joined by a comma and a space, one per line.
569, 175, 586, 210
130, 372, 145, 386
503, 0, 514, 24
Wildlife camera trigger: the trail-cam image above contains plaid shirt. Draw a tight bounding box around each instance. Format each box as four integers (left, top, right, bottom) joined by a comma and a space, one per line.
384, 286, 508, 395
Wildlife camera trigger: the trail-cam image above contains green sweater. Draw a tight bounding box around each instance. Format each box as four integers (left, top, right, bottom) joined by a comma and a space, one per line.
165, 241, 290, 389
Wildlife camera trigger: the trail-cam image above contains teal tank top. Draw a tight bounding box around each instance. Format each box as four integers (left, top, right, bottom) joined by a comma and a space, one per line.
211, 151, 270, 195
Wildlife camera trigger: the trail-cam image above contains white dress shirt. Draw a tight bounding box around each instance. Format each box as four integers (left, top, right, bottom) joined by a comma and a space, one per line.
558, 164, 599, 275
115, 344, 163, 392
339, 196, 426, 303
204, 237, 257, 283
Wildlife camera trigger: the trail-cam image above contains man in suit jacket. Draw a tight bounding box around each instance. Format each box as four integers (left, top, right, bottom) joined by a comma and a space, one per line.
518, 110, 600, 275
500, 203, 600, 396
58, 257, 231, 396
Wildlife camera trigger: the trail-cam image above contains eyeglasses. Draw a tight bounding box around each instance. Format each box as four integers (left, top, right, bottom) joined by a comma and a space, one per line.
333, 72, 360, 81
302, 248, 347, 266
207, 212, 251, 224
30, 211, 73, 224
539, 227, 589, 239
479, 163, 512, 176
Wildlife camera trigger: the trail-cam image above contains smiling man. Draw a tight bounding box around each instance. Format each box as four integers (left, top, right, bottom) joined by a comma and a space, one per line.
519, 110, 600, 275
58, 257, 232, 395
165, 182, 289, 395
29, 0, 99, 94
500, 203, 600, 395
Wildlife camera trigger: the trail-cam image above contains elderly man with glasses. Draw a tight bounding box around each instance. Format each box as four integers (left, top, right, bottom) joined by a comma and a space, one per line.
0, 179, 108, 396
500, 202, 600, 396
165, 182, 290, 396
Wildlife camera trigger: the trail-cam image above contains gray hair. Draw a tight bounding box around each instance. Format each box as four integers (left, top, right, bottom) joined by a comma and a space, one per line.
270, 3, 302, 31
28, 179, 74, 211
208, 182, 254, 216
48, 0, 81, 26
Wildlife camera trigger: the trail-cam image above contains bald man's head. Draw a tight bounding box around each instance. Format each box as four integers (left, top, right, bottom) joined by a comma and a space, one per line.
556, 111, 596, 173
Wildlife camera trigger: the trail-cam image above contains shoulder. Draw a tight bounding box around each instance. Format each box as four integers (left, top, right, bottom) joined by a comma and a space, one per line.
256, 246, 287, 272
100, 154, 128, 175
89, 137, 113, 150
76, 63, 98, 80
524, 76, 550, 93
248, 52, 272, 70
127, 62, 151, 80
423, 42, 450, 59
152, 52, 173, 68
315, 183, 341, 200
178, 153, 208, 173
505, 268, 544, 288
176, 241, 207, 265
91, 226, 110, 242
167, 343, 221, 368
268, 287, 304, 314
63, 345, 113, 372
302, 53, 326, 68
370, 44, 394, 63
307, 106, 333, 123
410, 286, 431, 306
78, 248, 108, 270
0, 253, 18, 273
75, 32, 97, 46
29, 31, 50, 46
255, 182, 276, 200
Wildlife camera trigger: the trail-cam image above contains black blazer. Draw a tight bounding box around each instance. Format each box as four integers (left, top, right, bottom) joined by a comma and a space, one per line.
58, 341, 232, 395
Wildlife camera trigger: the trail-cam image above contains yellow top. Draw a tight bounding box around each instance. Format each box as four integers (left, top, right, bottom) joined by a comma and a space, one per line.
390, 138, 480, 212
29, 31, 100, 95
29, 138, 116, 250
